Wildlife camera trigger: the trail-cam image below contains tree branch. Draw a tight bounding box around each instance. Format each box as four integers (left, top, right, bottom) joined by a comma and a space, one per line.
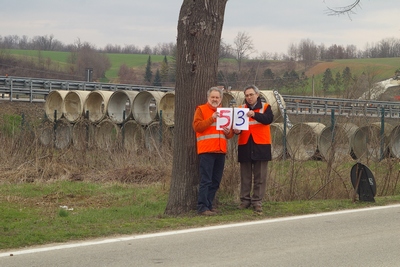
324, 0, 361, 19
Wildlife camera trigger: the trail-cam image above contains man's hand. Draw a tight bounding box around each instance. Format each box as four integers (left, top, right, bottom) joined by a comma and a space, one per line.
212, 111, 219, 119
247, 111, 255, 117
222, 127, 230, 135
233, 129, 241, 134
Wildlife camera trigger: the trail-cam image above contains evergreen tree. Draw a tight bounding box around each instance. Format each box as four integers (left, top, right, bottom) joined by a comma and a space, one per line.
322, 68, 334, 95
263, 68, 275, 89
144, 55, 153, 84
334, 71, 342, 96
153, 69, 162, 86
160, 55, 170, 83
342, 66, 352, 88
283, 70, 300, 93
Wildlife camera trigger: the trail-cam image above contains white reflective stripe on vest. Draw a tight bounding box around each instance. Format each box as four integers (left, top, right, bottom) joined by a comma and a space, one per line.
197, 134, 226, 141
258, 103, 266, 114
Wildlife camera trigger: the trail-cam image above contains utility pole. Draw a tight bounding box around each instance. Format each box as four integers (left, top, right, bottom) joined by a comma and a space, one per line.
86, 68, 93, 82
312, 75, 315, 97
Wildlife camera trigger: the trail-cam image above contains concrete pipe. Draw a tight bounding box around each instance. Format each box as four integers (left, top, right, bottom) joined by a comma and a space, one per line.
351, 122, 394, 161
222, 91, 236, 108
122, 120, 145, 152
144, 121, 174, 152
270, 123, 287, 160
54, 118, 72, 149
84, 90, 114, 123
38, 120, 54, 146
259, 90, 286, 123
388, 124, 400, 159
94, 119, 121, 150
318, 123, 359, 161
286, 122, 325, 161
72, 119, 96, 150
63, 90, 91, 123
158, 91, 175, 127
132, 91, 165, 126
107, 90, 139, 124
231, 90, 245, 107
45, 90, 68, 122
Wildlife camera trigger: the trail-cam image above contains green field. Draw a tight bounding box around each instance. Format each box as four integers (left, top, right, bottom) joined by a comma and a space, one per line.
106, 53, 167, 79
4, 49, 169, 81
307, 57, 400, 83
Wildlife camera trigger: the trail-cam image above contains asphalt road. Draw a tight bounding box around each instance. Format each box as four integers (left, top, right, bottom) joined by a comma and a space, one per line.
2, 204, 400, 267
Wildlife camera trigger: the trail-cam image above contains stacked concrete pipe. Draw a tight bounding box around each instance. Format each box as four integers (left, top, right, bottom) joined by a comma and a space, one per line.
45, 90, 69, 122
63, 90, 91, 123
107, 90, 139, 124
132, 91, 165, 126
122, 120, 145, 152
351, 122, 394, 161
318, 123, 359, 161
286, 122, 325, 161
84, 90, 114, 124
158, 91, 175, 127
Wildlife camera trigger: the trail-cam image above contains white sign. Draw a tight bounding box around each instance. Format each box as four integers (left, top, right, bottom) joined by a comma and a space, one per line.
216, 108, 249, 130
216, 108, 232, 130
232, 108, 249, 130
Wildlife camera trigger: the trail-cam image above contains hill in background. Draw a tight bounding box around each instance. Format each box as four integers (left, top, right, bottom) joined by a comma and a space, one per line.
1, 49, 399, 98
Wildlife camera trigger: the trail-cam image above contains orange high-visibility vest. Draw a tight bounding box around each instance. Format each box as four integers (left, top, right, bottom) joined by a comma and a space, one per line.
195, 104, 227, 154
238, 103, 271, 145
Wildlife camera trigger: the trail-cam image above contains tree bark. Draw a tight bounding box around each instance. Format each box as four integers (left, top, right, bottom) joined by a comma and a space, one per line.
165, 0, 228, 215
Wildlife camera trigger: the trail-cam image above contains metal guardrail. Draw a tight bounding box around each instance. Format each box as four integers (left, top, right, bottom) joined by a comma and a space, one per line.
282, 95, 400, 118
0, 76, 174, 102
1, 76, 400, 118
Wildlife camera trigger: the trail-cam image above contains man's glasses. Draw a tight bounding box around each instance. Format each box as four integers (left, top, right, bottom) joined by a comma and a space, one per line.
245, 93, 256, 98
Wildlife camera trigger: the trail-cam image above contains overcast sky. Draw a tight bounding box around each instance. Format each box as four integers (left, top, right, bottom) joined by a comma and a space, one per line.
2, 0, 399, 56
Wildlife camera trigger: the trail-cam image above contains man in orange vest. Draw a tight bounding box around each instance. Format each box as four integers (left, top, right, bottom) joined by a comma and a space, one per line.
193, 87, 234, 216
234, 85, 274, 213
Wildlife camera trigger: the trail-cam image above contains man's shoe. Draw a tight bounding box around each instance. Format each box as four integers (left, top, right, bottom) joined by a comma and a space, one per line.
254, 205, 263, 213
198, 210, 217, 216
238, 203, 251, 210
210, 208, 219, 213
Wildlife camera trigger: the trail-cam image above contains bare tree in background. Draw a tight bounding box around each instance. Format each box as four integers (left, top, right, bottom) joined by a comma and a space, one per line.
165, 0, 228, 215
233, 31, 255, 72
219, 39, 234, 59
298, 38, 318, 69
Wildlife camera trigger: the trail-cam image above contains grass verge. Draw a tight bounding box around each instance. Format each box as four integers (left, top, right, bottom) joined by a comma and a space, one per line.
1, 180, 400, 251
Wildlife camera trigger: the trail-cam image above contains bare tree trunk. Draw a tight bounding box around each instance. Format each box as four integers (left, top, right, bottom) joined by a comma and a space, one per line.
165, 0, 227, 215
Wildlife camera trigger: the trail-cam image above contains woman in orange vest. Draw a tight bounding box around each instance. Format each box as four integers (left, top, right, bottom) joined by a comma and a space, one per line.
193, 87, 234, 216
234, 85, 274, 213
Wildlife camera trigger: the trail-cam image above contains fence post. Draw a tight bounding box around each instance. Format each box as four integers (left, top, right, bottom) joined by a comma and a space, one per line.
85, 110, 90, 149
380, 107, 385, 161
331, 109, 336, 143
159, 110, 163, 145
122, 110, 126, 147
53, 110, 57, 148
283, 109, 287, 160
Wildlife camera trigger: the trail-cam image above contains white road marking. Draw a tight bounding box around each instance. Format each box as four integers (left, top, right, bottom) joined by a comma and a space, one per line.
1, 204, 400, 258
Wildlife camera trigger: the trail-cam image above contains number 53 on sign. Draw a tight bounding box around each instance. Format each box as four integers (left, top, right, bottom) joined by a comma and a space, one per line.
216, 108, 249, 130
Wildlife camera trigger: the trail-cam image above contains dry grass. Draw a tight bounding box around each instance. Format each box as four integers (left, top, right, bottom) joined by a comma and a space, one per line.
2, 100, 400, 209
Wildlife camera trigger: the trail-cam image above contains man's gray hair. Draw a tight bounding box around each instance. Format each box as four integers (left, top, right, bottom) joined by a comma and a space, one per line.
243, 84, 260, 94
207, 86, 223, 100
